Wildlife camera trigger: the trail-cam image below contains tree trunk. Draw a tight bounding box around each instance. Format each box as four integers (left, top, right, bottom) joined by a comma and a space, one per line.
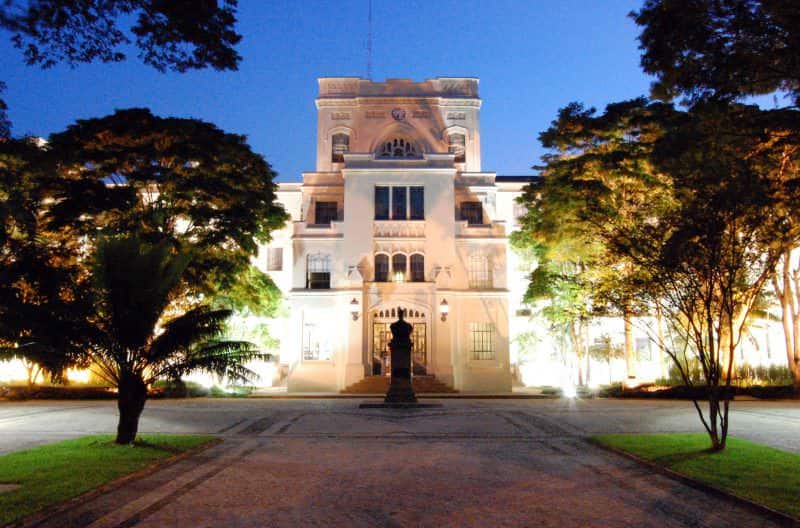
116, 372, 148, 445
656, 304, 667, 380
623, 303, 636, 383
773, 250, 800, 389
569, 322, 583, 386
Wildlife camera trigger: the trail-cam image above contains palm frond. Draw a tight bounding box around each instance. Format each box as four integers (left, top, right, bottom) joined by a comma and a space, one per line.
151, 339, 268, 384
147, 306, 233, 365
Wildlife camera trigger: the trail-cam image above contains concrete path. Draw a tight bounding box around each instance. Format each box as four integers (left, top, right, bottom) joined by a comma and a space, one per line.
3, 398, 795, 527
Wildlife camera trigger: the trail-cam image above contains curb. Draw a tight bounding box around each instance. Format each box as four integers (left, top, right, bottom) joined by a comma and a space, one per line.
7, 437, 223, 528
585, 437, 800, 528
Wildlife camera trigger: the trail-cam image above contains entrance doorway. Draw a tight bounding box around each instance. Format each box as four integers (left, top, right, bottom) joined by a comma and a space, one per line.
371, 307, 427, 375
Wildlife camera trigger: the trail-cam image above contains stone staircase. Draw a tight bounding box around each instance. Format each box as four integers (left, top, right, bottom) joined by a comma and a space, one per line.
341, 375, 457, 394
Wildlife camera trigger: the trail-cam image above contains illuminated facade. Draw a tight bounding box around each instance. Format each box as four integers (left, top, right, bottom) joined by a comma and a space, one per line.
259, 77, 532, 392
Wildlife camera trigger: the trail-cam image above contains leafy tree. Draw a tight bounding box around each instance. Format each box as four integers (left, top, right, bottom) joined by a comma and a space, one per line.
632, 0, 800, 104
629, 102, 800, 449
86, 235, 264, 444
516, 99, 676, 383
0, 138, 89, 383
0, 81, 9, 139
45, 108, 288, 309
0, 0, 242, 72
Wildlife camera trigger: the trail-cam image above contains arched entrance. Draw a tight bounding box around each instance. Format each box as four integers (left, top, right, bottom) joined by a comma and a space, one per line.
371, 306, 428, 376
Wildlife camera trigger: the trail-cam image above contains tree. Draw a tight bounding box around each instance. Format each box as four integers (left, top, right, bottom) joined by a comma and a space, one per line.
516, 99, 676, 383
0, 82, 9, 139
632, 0, 800, 104
86, 235, 264, 444
630, 102, 800, 449
45, 108, 288, 309
0, 0, 242, 72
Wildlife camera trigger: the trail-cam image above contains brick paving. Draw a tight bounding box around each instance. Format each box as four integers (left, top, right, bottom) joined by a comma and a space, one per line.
8, 399, 794, 527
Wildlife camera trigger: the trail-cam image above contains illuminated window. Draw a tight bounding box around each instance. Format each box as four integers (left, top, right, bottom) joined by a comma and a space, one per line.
470, 323, 495, 360
448, 133, 466, 163
306, 254, 331, 289
331, 133, 349, 162
468, 254, 491, 288
392, 254, 407, 282
410, 254, 425, 282
379, 138, 418, 158
375, 254, 389, 282
460, 201, 483, 225
303, 323, 331, 360
266, 247, 283, 271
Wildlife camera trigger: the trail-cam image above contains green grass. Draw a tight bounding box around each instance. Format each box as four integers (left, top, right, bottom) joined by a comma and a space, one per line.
0, 434, 215, 525
592, 433, 800, 519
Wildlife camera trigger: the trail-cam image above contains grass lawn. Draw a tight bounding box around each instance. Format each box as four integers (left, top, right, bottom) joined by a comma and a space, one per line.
0, 434, 215, 525
592, 433, 800, 519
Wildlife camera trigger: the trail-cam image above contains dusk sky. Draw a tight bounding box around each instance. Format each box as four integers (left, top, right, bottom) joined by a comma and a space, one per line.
1, 0, 652, 182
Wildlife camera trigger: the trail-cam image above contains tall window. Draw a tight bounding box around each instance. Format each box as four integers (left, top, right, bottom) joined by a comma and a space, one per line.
331, 133, 349, 162
460, 201, 483, 225
448, 133, 466, 163
410, 254, 425, 282
379, 138, 418, 158
303, 323, 331, 360
392, 254, 407, 282
470, 323, 495, 360
374, 185, 424, 220
375, 254, 389, 282
375, 186, 390, 220
266, 247, 283, 271
468, 254, 491, 288
314, 201, 337, 225
391, 187, 407, 220
409, 186, 424, 220
306, 254, 331, 289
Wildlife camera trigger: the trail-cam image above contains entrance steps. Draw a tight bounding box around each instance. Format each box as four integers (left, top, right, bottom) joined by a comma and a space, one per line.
341, 375, 457, 394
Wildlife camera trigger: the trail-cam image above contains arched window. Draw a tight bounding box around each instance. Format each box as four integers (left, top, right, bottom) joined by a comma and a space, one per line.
379, 138, 418, 158
331, 133, 349, 162
375, 254, 389, 282
306, 253, 331, 289
448, 133, 466, 163
410, 254, 425, 282
392, 254, 407, 282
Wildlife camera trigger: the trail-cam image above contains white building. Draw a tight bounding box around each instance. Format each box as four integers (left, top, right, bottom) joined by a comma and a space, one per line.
259, 77, 533, 393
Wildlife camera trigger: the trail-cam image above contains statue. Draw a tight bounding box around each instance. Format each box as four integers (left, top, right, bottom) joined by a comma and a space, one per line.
384, 309, 417, 403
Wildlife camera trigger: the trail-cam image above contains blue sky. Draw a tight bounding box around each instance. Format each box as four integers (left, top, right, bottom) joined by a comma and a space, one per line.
1, 0, 652, 182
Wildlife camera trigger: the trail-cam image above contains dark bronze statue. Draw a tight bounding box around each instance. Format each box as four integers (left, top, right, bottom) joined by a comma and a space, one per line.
385, 309, 417, 403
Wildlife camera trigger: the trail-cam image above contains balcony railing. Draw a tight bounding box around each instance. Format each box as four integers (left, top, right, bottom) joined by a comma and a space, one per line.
293, 221, 343, 238
455, 220, 506, 238
373, 220, 425, 238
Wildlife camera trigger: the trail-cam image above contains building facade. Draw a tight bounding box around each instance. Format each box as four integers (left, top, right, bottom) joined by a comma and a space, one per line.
260, 77, 532, 393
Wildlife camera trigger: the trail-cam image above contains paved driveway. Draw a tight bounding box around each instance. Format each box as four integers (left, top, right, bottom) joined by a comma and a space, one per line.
1, 398, 798, 527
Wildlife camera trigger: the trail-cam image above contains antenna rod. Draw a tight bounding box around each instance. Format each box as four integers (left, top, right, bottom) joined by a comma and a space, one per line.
367, 0, 373, 80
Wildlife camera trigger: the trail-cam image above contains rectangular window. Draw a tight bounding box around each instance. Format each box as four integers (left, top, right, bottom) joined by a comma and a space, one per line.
409, 186, 424, 220
470, 323, 495, 360
468, 254, 492, 288
375, 254, 389, 282
314, 201, 337, 225
306, 254, 330, 289
460, 201, 483, 225
266, 247, 283, 271
375, 186, 390, 220
636, 337, 652, 362
391, 187, 407, 220
410, 254, 425, 282
303, 323, 331, 361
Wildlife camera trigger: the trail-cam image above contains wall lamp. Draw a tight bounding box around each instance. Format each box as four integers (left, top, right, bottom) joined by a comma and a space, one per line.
440, 299, 449, 322
350, 298, 360, 321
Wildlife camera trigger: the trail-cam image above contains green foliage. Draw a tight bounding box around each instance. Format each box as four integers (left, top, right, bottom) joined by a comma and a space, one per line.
593, 434, 800, 518
45, 108, 288, 302
0, 0, 242, 72
0, 434, 214, 525
633, 0, 800, 104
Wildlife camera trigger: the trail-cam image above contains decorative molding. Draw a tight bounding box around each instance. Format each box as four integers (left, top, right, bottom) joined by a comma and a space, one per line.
447, 112, 466, 120
330, 112, 351, 120
366, 111, 386, 119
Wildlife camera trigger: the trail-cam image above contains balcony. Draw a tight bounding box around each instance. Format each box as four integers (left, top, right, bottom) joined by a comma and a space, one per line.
373, 220, 425, 239
293, 221, 344, 238
455, 220, 506, 239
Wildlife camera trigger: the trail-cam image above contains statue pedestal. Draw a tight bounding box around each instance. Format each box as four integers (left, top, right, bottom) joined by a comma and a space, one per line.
384, 342, 417, 403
